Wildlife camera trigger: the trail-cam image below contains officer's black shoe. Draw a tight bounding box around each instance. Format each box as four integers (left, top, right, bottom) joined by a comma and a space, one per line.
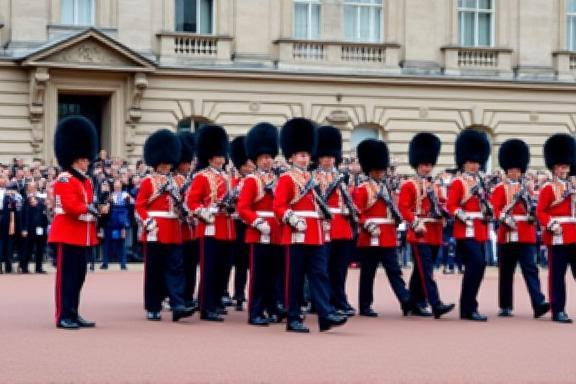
235, 300, 244, 312
339, 305, 356, 317
146, 311, 161, 321
534, 302, 550, 319
401, 302, 412, 317
359, 308, 378, 317
319, 313, 347, 332
552, 312, 573, 324
216, 307, 228, 315
221, 295, 234, 307
249, 316, 269, 326
460, 311, 488, 322
286, 320, 310, 333
36, 270, 47, 274
76, 316, 96, 328
498, 308, 513, 317
57, 319, 80, 330
172, 307, 195, 322
433, 303, 455, 319
200, 311, 224, 322
411, 305, 433, 317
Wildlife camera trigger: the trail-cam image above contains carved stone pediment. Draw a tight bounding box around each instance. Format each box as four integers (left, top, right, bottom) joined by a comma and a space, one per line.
45, 39, 135, 67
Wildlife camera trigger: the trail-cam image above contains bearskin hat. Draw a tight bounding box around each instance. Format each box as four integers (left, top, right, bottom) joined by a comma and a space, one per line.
315, 125, 343, 165
455, 129, 491, 169
245, 122, 279, 161
544, 133, 576, 170
498, 139, 530, 173
54, 115, 98, 169
196, 124, 230, 166
408, 132, 441, 168
177, 131, 196, 164
280, 118, 317, 159
144, 129, 181, 168
357, 139, 389, 175
230, 136, 249, 169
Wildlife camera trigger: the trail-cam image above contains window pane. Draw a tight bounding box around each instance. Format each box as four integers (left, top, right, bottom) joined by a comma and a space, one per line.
310, 4, 320, 39
478, 0, 492, 10
76, 0, 93, 25
200, 0, 213, 33
175, 0, 197, 32
478, 13, 491, 46
344, 5, 357, 41
294, 3, 308, 39
459, 11, 475, 46
568, 16, 576, 50
459, 0, 476, 9
371, 7, 381, 42
568, 0, 576, 13
359, 6, 370, 41
61, 0, 74, 24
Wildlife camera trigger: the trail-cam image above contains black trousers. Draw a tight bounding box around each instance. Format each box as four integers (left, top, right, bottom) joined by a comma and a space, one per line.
409, 244, 443, 309
548, 244, 576, 315
199, 237, 232, 313
143, 242, 186, 313
233, 221, 249, 302
20, 234, 46, 272
358, 247, 410, 311
456, 239, 487, 316
54, 243, 88, 323
0, 233, 15, 272
182, 240, 199, 305
498, 243, 545, 311
285, 244, 334, 321
326, 240, 353, 310
248, 244, 282, 319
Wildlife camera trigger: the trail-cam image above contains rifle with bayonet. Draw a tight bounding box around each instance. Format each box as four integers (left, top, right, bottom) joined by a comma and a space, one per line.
425, 176, 450, 219
298, 178, 332, 220
470, 172, 494, 221
376, 179, 403, 224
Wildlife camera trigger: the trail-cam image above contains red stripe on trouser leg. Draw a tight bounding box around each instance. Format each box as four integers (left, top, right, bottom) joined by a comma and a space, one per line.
142, 243, 147, 310
284, 246, 290, 311
547, 246, 553, 310
412, 245, 429, 301
199, 238, 205, 312
248, 245, 254, 314
54, 244, 63, 324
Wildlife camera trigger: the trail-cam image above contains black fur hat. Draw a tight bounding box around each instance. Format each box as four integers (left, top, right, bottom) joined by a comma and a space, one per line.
144, 129, 181, 168
315, 125, 343, 165
408, 132, 441, 168
177, 131, 196, 164
544, 133, 576, 170
230, 136, 249, 169
280, 118, 317, 159
54, 115, 98, 169
196, 124, 230, 166
455, 129, 491, 169
357, 139, 389, 174
498, 139, 530, 173
245, 122, 279, 161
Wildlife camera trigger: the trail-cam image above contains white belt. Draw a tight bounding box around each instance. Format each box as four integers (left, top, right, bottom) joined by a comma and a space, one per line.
293, 210, 320, 219
367, 217, 395, 225
511, 215, 531, 222
418, 217, 441, 223
54, 207, 96, 222
328, 207, 349, 215
256, 211, 274, 218
148, 211, 178, 219
554, 217, 576, 224
464, 212, 484, 219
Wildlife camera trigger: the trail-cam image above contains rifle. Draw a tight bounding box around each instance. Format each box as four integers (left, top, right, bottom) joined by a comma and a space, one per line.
376, 180, 403, 224
425, 177, 450, 219
298, 177, 333, 220
218, 185, 240, 215
470, 172, 494, 221
502, 177, 535, 218
340, 183, 360, 234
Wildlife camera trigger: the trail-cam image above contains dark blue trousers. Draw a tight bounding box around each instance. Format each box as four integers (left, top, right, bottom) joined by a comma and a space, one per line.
548, 244, 576, 315
249, 244, 282, 319
358, 247, 410, 311
456, 239, 486, 316
233, 221, 249, 302
182, 240, 199, 306
409, 244, 443, 309
54, 243, 88, 323
498, 243, 545, 311
143, 242, 185, 312
199, 237, 231, 314
327, 240, 353, 310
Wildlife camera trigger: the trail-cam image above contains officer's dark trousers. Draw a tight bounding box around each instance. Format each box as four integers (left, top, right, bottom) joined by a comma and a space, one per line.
358, 247, 410, 311
285, 245, 334, 321
21, 235, 47, 272
54, 244, 88, 323
498, 243, 545, 311
182, 240, 199, 306
327, 240, 353, 310
548, 244, 576, 315
0, 232, 15, 272
143, 242, 186, 313
249, 244, 282, 319
233, 221, 249, 302
200, 237, 231, 313
409, 244, 442, 309
456, 239, 486, 316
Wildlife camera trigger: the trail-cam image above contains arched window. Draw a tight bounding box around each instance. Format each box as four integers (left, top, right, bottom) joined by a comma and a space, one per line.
351, 125, 380, 153
177, 117, 211, 132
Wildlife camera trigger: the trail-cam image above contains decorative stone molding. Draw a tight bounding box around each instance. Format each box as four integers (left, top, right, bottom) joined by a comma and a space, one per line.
28, 67, 50, 154
125, 72, 148, 152
49, 39, 133, 67
442, 46, 513, 78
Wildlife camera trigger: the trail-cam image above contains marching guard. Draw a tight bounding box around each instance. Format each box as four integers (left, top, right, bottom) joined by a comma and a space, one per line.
536, 134, 576, 323
398, 133, 455, 319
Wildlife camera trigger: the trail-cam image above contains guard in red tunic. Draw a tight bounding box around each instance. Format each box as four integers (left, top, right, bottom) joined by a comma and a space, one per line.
135, 129, 194, 322
174, 131, 198, 310
237, 122, 284, 326
273, 118, 347, 333
398, 133, 455, 319
491, 139, 549, 319
312, 125, 356, 317
185, 125, 235, 322
446, 130, 491, 321
354, 139, 411, 318
536, 134, 576, 323
50, 116, 101, 330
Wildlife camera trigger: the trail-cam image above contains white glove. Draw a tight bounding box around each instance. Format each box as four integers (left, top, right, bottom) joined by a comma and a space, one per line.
500, 214, 517, 230
364, 221, 380, 237
548, 220, 562, 235
412, 219, 427, 235
252, 218, 271, 235
285, 211, 307, 232
194, 207, 215, 224
144, 218, 157, 232
455, 209, 470, 224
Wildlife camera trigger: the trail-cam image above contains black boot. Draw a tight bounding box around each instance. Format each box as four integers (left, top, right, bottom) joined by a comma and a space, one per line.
433, 303, 455, 319
498, 308, 513, 317
249, 316, 269, 326
460, 311, 488, 322
552, 312, 573, 324
286, 320, 310, 333
146, 311, 161, 321
200, 311, 224, 322
411, 305, 433, 317
534, 302, 550, 319
172, 306, 195, 322
57, 319, 79, 330
359, 308, 378, 317
76, 315, 96, 327
318, 313, 347, 332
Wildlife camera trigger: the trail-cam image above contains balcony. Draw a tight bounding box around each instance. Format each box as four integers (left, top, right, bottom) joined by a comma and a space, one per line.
553, 51, 576, 81
157, 32, 233, 66
274, 39, 401, 73
442, 46, 513, 78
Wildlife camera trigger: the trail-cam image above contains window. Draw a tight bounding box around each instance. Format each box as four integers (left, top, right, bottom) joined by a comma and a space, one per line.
175, 0, 214, 34
351, 126, 380, 152
567, 0, 576, 50
61, 0, 94, 26
344, 0, 382, 43
458, 0, 494, 47
177, 117, 209, 132
293, 0, 321, 40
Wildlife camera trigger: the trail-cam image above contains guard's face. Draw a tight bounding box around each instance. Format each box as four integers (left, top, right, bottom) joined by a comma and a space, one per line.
554, 164, 570, 179
290, 152, 310, 168
256, 154, 273, 171
177, 162, 191, 174
209, 156, 226, 169
239, 161, 255, 175
417, 163, 433, 177
318, 156, 335, 169
75, 158, 90, 173
369, 169, 386, 181
463, 161, 480, 174
506, 168, 522, 180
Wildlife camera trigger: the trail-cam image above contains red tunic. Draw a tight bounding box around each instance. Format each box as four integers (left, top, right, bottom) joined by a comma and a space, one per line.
446, 176, 489, 242
135, 174, 182, 244
398, 178, 443, 245
491, 181, 536, 244
185, 167, 235, 242
536, 180, 576, 246
313, 169, 354, 241
353, 179, 397, 248
273, 167, 323, 245
174, 173, 196, 242
48, 171, 98, 247
237, 171, 282, 244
